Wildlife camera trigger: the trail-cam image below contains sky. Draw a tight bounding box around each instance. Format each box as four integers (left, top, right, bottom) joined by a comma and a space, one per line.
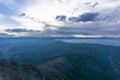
0, 0, 120, 38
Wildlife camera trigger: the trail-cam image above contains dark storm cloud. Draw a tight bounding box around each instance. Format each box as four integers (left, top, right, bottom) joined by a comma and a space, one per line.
56, 15, 66, 22
6, 28, 40, 33
69, 12, 99, 22
55, 12, 99, 23
55, 22, 120, 36
4, 22, 120, 38
92, 2, 98, 8
20, 13, 26, 17
0, 33, 14, 37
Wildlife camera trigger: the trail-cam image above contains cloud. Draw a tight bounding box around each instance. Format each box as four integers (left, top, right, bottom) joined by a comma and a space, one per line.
69, 12, 99, 22
0, 13, 20, 27
6, 28, 41, 33
56, 15, 66, 22
85, 2, 98, 8
0, 0, 31, 16
0, 13, 6, 20
12, 15, 44, 31
79, 12, 98, 22
0, 0, 39, 28
55, 12, 99, 23
0, 0, 120, 38
0, 33, 14, 37
4, 28, 43, 37
0, 2, 19, 16
2, 21, 120, 38
20, 13, 26, 17
52, 22, 120, 37
98, 6, 120, 22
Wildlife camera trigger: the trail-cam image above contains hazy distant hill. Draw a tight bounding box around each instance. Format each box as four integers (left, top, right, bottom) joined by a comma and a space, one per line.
1, 39, 117, 64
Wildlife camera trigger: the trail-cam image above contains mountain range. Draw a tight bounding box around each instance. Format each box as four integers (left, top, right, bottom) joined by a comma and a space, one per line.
0, 39, 120, 80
